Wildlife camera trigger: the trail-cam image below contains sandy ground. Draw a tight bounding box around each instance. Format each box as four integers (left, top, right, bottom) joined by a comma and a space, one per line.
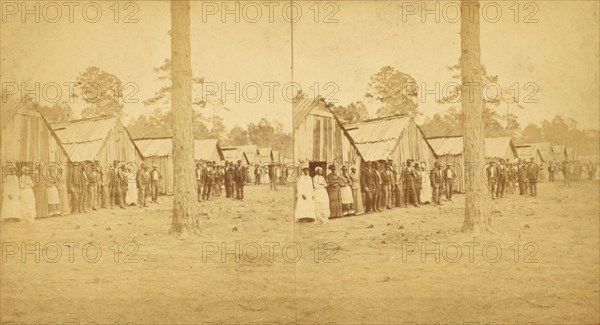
1, 181, 598, 324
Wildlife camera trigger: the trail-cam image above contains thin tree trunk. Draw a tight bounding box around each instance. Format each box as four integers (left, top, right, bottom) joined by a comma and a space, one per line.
460, 0, 492, 234
170, 0, 201, 235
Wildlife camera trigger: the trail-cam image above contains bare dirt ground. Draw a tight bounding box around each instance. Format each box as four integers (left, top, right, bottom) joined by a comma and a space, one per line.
1, 181, 598, 324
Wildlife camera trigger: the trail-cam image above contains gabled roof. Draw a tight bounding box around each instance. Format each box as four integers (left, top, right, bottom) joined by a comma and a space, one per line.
1, 95, 24, 131
134, 137, 223, 161
238, 145, 258, 163
524, 142, 554, 161
345, 115, 424, 161
258, 147, 272, 163
293, 97, 322, 130
515, 145, 543, 161
221, 147, 249, 163
1, 95, 71, 162
427, 136, 517, 160
52, 116, 140, 162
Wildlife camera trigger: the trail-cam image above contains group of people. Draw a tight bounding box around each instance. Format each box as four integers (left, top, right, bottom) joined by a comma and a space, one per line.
485, 157, 540, 199
195, 160, 247, 201
295, 159, 450, 223
548, 160, 598, 186
69, 160, 163, 212
0, 160, 163, 222
253, 163, 288, 190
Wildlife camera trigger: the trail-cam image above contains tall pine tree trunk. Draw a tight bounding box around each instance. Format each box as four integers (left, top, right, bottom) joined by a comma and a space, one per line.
461, 0, 492, 234
170, 0, 201, 235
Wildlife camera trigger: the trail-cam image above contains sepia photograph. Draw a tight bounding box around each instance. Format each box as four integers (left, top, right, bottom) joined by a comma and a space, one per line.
1, 0, 599, 324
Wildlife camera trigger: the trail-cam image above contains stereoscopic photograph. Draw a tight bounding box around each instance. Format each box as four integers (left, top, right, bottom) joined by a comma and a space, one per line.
1, 0, 599, 324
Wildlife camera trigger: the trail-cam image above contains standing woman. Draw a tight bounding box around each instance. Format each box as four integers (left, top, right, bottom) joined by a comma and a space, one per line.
1, 164, 22, 222
419, 161, 432, 204
339, 165, 354, 216
312, 167, 330, 223
326, 164, 343, 218
19, 166, 37, 222
32, 165, 49, 218
349, 166, 363, 215
295, 164, 316, 222
46, 164, 61, 216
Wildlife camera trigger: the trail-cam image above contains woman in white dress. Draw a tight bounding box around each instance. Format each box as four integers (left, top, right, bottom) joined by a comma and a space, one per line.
312, 167, 330, 223
295, 165, 316, 222
19, 167, 37, 222
1, 165, 21, 222
339, 165, 354, 215
46, 164, 61, 216
420, 162, 432, 204
125, 166, 138, 206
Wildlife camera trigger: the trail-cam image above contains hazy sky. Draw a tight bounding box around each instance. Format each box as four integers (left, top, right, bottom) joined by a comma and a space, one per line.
1, 0, 599, 132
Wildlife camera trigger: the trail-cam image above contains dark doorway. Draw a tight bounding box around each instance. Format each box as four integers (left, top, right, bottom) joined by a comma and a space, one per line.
309, 161, 327, 178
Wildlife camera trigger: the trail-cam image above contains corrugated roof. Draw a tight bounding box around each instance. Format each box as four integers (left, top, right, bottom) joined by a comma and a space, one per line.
52, 116, 119, 162
134, 138, 172, 157
427, 137, 464, 156
515, 145, 541, 160
133, 137, 223, 161
427, 136, 516, 160
345, 116, 412, 161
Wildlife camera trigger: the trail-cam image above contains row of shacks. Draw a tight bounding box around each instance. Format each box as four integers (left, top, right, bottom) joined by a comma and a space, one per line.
0, 97, 284, 217
293, 97, 589, 193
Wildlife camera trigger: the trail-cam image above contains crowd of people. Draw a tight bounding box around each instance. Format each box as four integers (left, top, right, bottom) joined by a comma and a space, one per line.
295, 159, 449, 223
295, 157, 600, 223
253, 163, 288, 190
195, 160, 247, 201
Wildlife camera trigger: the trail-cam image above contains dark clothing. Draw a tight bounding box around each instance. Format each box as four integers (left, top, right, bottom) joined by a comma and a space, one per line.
361, 168, 373, 213
402, 167, 417, 206
235, 165, 246, 200
326, 173, 343, 217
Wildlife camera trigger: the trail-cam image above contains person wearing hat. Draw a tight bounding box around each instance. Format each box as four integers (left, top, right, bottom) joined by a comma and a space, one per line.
527, 157, 539, 197
443, 163, 456, 201
517, 159, 528, 195
412, 163, 423, 205
213, 164, 224, 197
203, 161, 214, 200
339, 165, 354, 215
295, 163, 316, 222
313, 166, 330, 222
380, 163, 392, 210
349, 165, 363, 215
107, 160, 123, 209
486, 161, 499, 200
136, 164, 150, 208
325, 164, 343, 218
118, 163, 129, 207
360, 162, 373, 213
506, 162, 517, 194
370, 162, 382, 212
496, 159, 507, 199
148, 164, 161, 204
402, 159, 418, 207
430, 162, 444, 206
224, 161, 235, 199
234, 159, 246, 200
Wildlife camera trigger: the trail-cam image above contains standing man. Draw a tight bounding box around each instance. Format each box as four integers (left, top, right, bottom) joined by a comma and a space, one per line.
235, 160, 246, 200
527, 158, 539, 197
136, 164, 150, 208
548, 162, 556, 182
203, 161, 214, 201
119, 164, 128, 207
413, 163, 422, 205
108, 161, 124, 209
486, 161, 498, 200
95, 161, 107, 209
360, 162, 373, 214
150, 165, 162, 203
371, 162, 381, 212
443, 163, 456, 202
403, 159, 418, 207
224, 161, 235, 198
518, 159, 527, 195
507, 162, 517, 194
68, 162, 82, 214
380, 162, 391, 210
496, 159, 506, 199
430, 162, 443, 206
79, 162, 89, 213
254, 164, 261, 186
